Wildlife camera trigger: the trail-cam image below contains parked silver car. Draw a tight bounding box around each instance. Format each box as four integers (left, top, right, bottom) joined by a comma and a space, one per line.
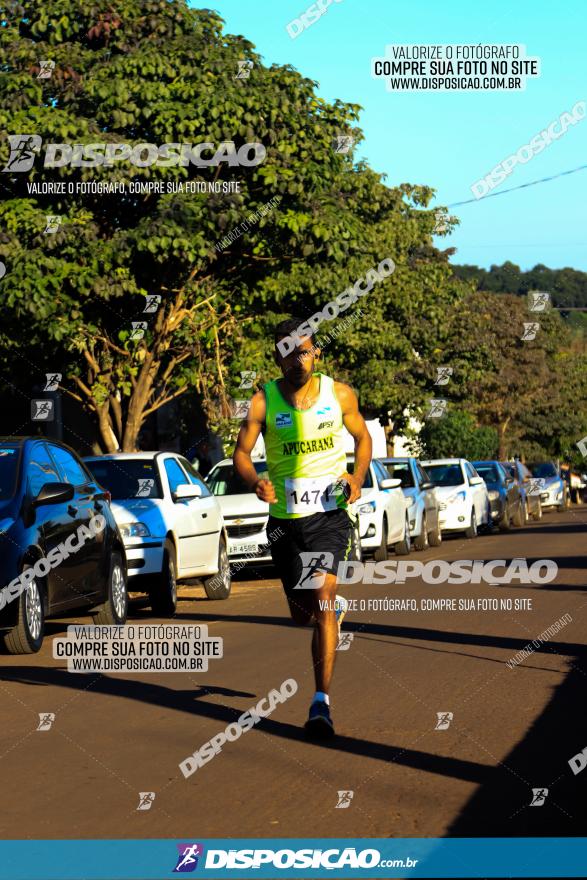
380, 457, 442, 549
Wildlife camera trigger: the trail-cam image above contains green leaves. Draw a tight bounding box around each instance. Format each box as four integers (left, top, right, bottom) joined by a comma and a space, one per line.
0, 0, 464, 451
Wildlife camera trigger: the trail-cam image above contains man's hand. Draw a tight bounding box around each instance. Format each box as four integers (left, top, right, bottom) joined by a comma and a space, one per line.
254, 478, 277, 504
337, 472, 362, 504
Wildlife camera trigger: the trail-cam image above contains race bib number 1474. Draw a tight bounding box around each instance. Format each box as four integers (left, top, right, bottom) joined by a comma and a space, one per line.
284, 476, 341, 514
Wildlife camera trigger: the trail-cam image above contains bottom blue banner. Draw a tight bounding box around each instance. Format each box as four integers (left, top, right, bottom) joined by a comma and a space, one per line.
0, 837, 586, 879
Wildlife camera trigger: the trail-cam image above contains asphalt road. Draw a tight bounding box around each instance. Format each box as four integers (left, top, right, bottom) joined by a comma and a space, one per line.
1, 506, 586, 842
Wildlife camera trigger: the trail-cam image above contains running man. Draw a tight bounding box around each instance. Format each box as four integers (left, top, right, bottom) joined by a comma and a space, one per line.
233, 317, 372, 737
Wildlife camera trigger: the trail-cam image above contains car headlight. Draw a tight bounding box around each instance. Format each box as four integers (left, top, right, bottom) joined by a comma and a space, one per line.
357, 501, 376, 514
118, 522, 151, 538
448, 490, 467, 503
488, 490, 500, 501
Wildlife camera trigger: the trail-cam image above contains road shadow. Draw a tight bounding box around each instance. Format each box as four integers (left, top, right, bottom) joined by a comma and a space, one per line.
167, 610, 587, 660
447, 660, 587, 836
0, 663, 494, 785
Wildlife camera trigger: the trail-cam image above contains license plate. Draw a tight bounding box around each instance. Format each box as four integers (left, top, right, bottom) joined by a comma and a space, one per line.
231, 542, 258, 554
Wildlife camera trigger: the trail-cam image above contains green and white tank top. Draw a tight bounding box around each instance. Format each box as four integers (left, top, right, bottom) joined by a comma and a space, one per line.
264, 373, 348, 519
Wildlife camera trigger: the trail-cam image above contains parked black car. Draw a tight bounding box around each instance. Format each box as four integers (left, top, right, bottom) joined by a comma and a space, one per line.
501, 460, 543, 521
0, 438, 127, 654
473, 460, 523, 530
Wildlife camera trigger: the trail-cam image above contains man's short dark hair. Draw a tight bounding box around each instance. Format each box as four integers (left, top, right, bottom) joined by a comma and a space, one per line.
274, 316, 317, 349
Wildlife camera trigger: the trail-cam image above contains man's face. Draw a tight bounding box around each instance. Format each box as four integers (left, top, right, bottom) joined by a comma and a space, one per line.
275, 336, 318, 389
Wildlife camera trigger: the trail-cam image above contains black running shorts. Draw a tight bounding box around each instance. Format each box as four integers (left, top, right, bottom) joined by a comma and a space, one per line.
267, 508, 353, 596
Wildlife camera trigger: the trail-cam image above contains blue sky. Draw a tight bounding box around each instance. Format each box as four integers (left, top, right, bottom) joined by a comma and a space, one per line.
207, 0, 587, 272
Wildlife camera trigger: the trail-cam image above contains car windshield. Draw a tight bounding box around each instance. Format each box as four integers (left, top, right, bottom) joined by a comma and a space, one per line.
474, 464, 500, 483
424, 463, 464, 487
501, 463, 515, 478
85, 459, 162, 499
0, 444, 20, 501
382, 462, 414, 488
207, 462, 269, 495
529, 462, 557, 478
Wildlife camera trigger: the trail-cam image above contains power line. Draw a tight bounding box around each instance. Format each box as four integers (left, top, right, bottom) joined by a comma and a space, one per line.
448, 164, 587, 208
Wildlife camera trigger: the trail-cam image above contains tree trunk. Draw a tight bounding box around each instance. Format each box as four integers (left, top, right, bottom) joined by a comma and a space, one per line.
497, 418, 510, 460
97, 403, 120, 453
385, 426, 395, 457
121, 356, 159, 451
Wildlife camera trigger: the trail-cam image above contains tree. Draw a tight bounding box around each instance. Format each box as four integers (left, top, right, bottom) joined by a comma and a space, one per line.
1, 0, 464, 452
437, 292, 587, 460
419, 410, 498, 460
452, 261, 587, 310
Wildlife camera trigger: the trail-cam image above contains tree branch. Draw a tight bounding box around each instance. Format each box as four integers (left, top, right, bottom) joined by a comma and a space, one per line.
142, 385, 189, 417
97, 336, 131, 357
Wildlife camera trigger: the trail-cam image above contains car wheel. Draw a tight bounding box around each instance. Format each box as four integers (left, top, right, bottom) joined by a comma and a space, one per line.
428, 515, 442, 547
533, 501, 543, 521
3, 564, 45, 654
464, 510, 477, 539
373, 518, 389, 562
203, 537, 231, 600
92, 551, 128, 625
349, 518, 362, 562
149, 540, 177, 617
394, 514, 411, 556
414, 514, 429, 551
512, 500, 524, 527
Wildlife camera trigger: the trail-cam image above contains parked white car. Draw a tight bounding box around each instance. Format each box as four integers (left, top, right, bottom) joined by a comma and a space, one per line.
381, 457, 442, 549
84, 452, 230, 613
206, 459, 272, 565
421, 458, 490, 538
348, 457, 411, 559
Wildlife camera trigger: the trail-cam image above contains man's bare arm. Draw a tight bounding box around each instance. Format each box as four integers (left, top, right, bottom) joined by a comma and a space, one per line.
232, 390, 277, 503
334, 381, 372, 502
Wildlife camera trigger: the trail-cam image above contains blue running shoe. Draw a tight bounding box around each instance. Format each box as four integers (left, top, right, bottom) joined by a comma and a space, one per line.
305, 699, 335, 738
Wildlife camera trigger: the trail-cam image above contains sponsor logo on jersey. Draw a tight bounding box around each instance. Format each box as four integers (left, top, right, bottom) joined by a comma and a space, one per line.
282, 436, 334, 455
275, 412, 293, 428
317, 420, 334, 430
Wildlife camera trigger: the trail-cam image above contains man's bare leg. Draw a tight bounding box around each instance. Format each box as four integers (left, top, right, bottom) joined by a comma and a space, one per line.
311, 573, 338, 693
301, 573, 339, 738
